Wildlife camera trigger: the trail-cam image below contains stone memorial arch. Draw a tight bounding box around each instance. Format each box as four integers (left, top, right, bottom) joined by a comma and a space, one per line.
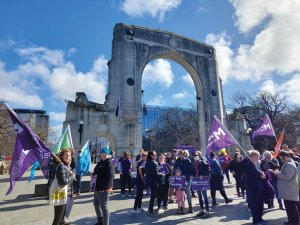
64, 23, 225, 156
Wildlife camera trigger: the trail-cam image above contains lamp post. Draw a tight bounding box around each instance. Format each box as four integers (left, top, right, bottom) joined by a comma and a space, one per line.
78, 120, 84, 146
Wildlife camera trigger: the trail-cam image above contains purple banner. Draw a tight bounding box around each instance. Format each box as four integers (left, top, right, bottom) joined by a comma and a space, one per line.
206, 115, 238, 157
170, 176, 186, 189
252, 115, 276, 142
176, 146, 196, 155
6, 105, 51, 195
192, 176, 210, 191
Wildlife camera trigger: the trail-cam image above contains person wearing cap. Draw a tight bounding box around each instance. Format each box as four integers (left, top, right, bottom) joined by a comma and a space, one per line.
269, 150, 299, 225
93, 147, 115, 225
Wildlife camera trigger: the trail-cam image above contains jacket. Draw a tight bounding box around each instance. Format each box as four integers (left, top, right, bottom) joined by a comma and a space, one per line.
277, 158, 299, 201
174, 158, 194, 180
244, 158, 264, 192
145, 159, 159, 187
94, 158, 115, 191
198, 158, 210, 177
56, 163, 73, 197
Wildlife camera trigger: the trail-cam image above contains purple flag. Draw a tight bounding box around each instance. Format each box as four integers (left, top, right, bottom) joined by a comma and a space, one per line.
206, 115, 238, 157
251, 115, 276, 142
5, 104, 51, 195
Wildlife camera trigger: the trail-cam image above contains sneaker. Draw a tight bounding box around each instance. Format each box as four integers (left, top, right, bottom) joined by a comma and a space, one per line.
157, 208, 164, 214
162, 206, 168, 210
201, 212, 209, 219
131, 209, 139, 214
168, 199, 174, 204
196, 211, 204, 217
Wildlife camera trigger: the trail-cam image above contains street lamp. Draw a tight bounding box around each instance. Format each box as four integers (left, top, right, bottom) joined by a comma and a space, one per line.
78, 120, 84, 145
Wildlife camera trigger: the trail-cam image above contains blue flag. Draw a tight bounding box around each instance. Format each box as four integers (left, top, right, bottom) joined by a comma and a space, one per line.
76, 140, 91, 176
28, 161, 40, 182
5, 104, 51, 195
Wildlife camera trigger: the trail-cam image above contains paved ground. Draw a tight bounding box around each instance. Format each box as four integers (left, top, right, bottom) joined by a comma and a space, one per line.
0, 170, 288, 225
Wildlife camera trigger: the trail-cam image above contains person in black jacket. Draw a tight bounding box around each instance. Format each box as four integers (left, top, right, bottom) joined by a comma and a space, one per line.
52, 148, 75, 225
229, 153, 245, 198
93, 147, 115, 225
245, 150, 268, 225
145, 151, 160, 215
194, 152, 211, 218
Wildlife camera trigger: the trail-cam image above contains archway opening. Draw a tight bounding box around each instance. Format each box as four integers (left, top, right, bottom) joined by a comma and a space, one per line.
90, 136, 111, 163
141, 58, 200, 153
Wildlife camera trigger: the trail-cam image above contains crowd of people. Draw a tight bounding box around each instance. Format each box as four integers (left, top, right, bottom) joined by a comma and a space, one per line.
48, 144, 300, 225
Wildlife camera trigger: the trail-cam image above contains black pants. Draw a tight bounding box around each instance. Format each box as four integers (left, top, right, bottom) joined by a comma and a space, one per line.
120, 174, 132, 195
148, 185, 158, 212
247, 191, 264, 224
224, 168, 230, 183
235, 180, 245, 196
133, 182, 144, 210
52, 204, 66, 225
76, 175, 82, 193
284, 199, 300, 224
157, 184, 169, 208
211, 189, 229, 204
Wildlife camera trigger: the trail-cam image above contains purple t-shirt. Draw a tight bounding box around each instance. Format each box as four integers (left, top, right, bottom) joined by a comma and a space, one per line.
121, 158, 132, 175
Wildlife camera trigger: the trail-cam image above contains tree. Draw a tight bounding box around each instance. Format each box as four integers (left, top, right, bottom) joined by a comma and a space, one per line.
142, 105, 200, 153
230, 91, 300, 151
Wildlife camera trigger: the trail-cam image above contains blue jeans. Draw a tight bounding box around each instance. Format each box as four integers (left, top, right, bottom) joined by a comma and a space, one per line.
185, 179, 192, 207
197, 190, 209, 211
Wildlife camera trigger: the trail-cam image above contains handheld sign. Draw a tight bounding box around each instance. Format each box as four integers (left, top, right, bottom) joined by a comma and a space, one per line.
192, 176, 210, 191
217, 155, 227, 164
170, 176, 186, 189
90, 175, 97, 192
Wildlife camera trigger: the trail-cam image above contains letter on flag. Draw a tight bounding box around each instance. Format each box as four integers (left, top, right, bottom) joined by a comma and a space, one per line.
206, 115, 238, 157
251, 115, 276, 143
52, 125, 73, 154
76, 140, 91, 176
5, 104, 51, 195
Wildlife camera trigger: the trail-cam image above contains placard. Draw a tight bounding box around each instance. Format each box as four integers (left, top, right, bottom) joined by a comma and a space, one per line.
90, 175, 97, 192
191, 176, 210, 191
170, 176, 186, 189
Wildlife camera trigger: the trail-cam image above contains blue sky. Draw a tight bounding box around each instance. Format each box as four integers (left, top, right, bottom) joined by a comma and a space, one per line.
0, 0, 299, 136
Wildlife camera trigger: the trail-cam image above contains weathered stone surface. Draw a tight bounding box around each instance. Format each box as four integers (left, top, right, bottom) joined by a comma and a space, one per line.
64, 24, 225, 157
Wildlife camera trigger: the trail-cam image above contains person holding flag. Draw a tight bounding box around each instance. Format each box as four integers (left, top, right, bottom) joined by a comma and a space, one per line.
51, 148, 75, 225
75, 140, 91, 195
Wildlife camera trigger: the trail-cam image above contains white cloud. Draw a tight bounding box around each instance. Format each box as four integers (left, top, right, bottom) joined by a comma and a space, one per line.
206, 0, 300, 83
0, 46, 108, 110
0, 60, 44, 108
143, 59, 174, 89
172, 90, 190, 100
121, 0, 181, 22
181, 73, 194, 87
260, 80, 277, 95
205, 33, 233, 82
148, 95, 165, 106
49, 112, 66, 122
260, 74, 300, 105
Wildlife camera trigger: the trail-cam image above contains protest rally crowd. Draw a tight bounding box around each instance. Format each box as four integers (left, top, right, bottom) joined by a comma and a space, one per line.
45, 143, 300, 225
3, 105, 300, 225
